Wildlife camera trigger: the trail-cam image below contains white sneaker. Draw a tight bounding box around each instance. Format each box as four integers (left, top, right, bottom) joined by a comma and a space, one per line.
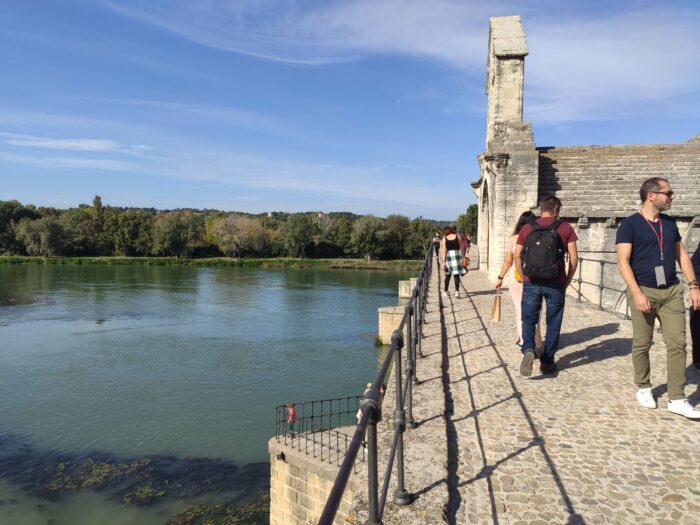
667, 399, 700, 419
636, 388, 656, 409
442, 291, 448, 298
454, 291, 460, 298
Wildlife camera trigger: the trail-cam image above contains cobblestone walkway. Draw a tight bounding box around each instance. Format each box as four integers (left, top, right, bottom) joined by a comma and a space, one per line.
354, 265, 700, 525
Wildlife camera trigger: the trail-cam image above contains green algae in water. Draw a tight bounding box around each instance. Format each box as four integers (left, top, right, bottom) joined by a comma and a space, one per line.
166, 495, 270, 525
0, 434, 269, 523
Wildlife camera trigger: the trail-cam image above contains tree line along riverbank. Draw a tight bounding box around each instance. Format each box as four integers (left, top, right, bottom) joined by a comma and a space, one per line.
0, 256, 423, 271
0, 197, 478, 261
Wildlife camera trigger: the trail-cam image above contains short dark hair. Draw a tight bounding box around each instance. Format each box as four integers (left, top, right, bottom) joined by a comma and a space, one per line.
513, 211, 536, 235
640, 177, 669, 202
539, 196, 562, 214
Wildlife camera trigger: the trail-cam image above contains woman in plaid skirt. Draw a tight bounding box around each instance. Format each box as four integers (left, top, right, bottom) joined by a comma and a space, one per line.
440, 225, 467, 298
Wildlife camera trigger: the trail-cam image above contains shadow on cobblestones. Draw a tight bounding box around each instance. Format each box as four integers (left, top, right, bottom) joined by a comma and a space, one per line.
444, 300, 500, 524
556, 337, 630, 371
558, 322, 620, 350
438, 290, 462, 524
452, 290, 587, 525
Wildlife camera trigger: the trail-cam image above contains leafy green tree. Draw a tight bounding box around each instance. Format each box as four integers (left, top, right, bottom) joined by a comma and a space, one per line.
313, 214, 337, 244
283, 214, 317, 257
330, 217, 353, 254
266, 225, 286, 257
15, 217, 67, 256
209, 215, 266, 257
60, 207, 99, 255
383, 214, 410, 259
92, 195, 104, 227
152, 211, 204, 257
0, 200, 39, 254
404, 217, 436, 259
456, 204, 478, 239
113, 210, 154, 256
351, 215, 383, 260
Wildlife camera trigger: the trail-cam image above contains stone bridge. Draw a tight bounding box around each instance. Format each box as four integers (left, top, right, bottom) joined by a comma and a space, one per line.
344, 265, 700, 525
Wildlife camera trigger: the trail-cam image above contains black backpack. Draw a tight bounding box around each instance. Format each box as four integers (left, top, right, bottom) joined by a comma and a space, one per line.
521, 219, 564, 279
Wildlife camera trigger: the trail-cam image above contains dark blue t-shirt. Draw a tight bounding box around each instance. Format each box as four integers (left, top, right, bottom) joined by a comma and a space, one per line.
615, 213, 681, 288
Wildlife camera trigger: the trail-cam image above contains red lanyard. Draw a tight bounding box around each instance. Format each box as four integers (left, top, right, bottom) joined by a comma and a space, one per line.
640, 213, 664, 261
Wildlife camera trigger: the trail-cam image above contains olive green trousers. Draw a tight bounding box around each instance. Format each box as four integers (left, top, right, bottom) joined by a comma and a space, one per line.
626, 284, 687, 400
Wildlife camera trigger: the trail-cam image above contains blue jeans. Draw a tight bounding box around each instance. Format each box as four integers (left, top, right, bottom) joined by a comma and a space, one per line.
521, 282, 566, 363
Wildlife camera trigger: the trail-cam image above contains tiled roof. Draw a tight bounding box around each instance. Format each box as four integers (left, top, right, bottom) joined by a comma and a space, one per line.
537, 141, 700, 219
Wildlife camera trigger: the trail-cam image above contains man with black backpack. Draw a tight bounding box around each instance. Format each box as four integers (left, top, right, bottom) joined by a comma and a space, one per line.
513, 196, 578, 376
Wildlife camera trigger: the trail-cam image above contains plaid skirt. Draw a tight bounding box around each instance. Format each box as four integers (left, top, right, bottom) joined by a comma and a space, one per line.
445, 249, 467, 276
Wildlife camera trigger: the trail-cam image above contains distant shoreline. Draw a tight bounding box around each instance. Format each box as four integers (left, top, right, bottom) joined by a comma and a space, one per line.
0, 256, 422, 271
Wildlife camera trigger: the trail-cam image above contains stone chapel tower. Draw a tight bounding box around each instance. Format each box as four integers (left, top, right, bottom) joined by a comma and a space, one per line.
472, 16, 540, 280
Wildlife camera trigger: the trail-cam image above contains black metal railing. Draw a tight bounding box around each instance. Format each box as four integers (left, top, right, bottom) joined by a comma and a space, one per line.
274, 396, 366, 466
318, 243, 434, 524
572, 256, 630, 318
275, 396, 364, 439
572, 254, 694, 319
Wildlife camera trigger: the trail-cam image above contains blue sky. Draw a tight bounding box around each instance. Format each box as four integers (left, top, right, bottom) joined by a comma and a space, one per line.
1, 0, 699, 220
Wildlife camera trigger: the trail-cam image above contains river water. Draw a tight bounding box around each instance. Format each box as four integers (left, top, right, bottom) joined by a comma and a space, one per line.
0, 264, 410, 525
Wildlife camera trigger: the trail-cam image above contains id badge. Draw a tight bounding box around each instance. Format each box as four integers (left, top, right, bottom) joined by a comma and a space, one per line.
654, 266, 667, 287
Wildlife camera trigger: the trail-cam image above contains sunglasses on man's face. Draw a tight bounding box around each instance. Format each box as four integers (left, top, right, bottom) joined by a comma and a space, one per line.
653, 191, 674, 197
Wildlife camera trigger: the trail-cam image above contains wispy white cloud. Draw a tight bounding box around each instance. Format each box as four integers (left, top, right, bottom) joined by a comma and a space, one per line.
103, 0, 494, 66
524, 8, 700, 123
0, 151, 136, 171
46, 157, 137, 171
0, 132, 119, 152
0, 131, 153, 156
140, 147, 455, 210
0, 110, 155, 133
103, 1, 700, 123
84, 98, 291, 136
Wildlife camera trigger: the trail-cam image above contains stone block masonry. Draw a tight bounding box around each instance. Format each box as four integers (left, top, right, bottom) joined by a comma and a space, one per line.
378, 306, 406, 345
269, 437, 357, 524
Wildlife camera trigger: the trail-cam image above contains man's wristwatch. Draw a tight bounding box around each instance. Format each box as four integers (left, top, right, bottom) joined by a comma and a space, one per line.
497, 275, 504, 280
689, 279, 699, 288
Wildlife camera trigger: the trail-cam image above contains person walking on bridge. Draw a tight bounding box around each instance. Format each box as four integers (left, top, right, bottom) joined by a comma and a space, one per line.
496, 211, 543, 350
616, 177, 700, 419
440, 225, 467, 299
691, 244, 700, 371
514, 196, 578, 376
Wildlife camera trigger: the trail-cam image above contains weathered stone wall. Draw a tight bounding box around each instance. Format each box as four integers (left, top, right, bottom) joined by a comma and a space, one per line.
485, 16, 528, 147
378, 305, 408, 345
538, 142, 700, 219
269, 438, 357, 525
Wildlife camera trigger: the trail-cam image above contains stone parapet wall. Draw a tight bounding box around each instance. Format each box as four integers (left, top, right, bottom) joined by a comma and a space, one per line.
269, 438, 357, 525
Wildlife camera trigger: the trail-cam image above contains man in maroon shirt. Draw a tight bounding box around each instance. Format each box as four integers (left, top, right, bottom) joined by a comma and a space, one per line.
514, 196, 578, 376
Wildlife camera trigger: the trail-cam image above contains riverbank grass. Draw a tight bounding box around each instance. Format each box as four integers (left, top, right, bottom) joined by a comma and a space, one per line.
0, 256, 422, 271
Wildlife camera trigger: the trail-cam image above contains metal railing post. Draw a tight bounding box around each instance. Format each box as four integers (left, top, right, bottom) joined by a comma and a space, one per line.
391, 329, 411, 506
365, 404, 381, 525
577, 258, 583, 303
416, 278, 423, 360
406, 302, 416, 428
598, 260, 605, 310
